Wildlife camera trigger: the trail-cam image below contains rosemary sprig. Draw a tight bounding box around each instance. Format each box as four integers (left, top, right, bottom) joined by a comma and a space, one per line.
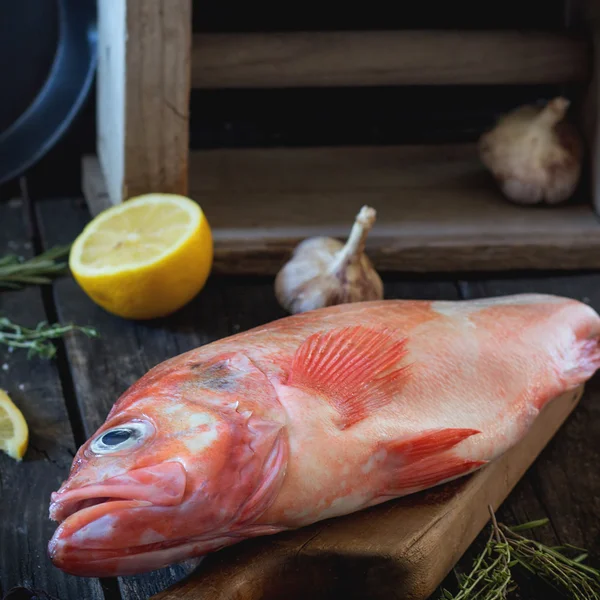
441, 507, 600, 600
0, 245, 71, 290
0, 317, 98, 359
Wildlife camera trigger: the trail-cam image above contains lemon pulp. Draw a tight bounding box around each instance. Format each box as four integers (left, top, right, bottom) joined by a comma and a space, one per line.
69, 194, 213, 320
0, 390, 29, 461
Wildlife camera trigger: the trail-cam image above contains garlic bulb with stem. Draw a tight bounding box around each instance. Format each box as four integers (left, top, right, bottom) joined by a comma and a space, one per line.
478, 97, 583, 205
275, 205, 383, 315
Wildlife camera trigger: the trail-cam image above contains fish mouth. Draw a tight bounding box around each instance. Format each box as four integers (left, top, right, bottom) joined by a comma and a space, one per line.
49, 533, 226, 577
50, 496, 149, 523
48, 463, 189, 575
49, 462, 187, 523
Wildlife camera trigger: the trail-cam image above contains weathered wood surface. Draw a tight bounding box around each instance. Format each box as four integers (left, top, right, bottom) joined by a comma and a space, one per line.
186, 145, 600, 275
583, 0, 600, 217
97, 0, 192, 206
82, 155, 112, 218
191, 31, 590, 88
0, 196, 598, 599
0, 199, 103, 600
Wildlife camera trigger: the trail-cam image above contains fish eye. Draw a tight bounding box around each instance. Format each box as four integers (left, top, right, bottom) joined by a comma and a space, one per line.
102, 429, 132, 446
90, 421, 153, 455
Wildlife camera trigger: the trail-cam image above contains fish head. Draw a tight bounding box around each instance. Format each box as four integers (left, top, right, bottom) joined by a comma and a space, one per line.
48, 351, 287, 577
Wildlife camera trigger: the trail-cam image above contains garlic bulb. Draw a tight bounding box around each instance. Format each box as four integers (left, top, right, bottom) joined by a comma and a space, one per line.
275, 206, 383, 315
478, 97, 583, 205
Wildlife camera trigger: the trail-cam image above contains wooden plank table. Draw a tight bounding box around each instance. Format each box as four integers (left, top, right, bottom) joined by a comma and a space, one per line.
1, 195, 599, 600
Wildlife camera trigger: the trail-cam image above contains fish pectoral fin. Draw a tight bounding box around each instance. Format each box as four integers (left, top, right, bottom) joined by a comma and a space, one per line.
286, 325, 410, 429
382, 428, 486, 495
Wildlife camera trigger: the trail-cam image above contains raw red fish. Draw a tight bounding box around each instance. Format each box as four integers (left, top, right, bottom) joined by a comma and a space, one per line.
48, 294, 600, 576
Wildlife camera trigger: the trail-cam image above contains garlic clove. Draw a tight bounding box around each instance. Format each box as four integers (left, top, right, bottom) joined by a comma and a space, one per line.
274, 206, 384, 315
478, 97, 584, 205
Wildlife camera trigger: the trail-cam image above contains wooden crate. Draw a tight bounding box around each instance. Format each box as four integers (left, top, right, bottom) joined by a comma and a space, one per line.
85, 0, 600, 274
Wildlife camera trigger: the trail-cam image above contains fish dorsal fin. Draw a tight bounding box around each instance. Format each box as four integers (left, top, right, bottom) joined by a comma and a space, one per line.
287, 326, 410, 429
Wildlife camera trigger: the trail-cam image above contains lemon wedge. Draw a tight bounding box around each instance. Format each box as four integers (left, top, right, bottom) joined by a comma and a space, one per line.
69, 194, 213, 320
0, 389, 29, 461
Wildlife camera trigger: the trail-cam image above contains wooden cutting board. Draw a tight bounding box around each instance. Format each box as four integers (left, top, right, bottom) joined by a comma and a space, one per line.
153, 385, 583, 600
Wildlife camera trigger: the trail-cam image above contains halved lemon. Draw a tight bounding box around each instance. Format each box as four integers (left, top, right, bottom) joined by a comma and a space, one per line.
0, 389, 29, 461
69, 194, 213, 320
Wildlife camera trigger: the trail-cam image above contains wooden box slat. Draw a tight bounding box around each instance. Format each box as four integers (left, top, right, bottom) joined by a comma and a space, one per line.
191, 30, 590, 88
187, 144, 600, 274
97, 0, 192, 206
82, 142, 600, 274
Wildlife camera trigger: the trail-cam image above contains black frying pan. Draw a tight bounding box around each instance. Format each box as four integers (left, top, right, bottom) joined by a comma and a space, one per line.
0, 0, 97, 185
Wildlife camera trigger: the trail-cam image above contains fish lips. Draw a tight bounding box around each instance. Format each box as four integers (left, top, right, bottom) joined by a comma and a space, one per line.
49, 462, 187, 521
48, 462, 187, 573
49, 524, 221, 577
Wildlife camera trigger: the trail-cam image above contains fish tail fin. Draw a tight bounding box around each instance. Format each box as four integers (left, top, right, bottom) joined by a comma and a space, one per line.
560, 337, 600, 396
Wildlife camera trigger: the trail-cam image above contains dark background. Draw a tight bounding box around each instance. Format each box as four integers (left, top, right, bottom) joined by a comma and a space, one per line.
0, 0, 582, 200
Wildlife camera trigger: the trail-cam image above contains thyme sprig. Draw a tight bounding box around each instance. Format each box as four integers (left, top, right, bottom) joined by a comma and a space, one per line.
0, 245, 71, 290
441, 507, 600, 599
501, 522, 600, 599
0, 317, 97, 359
442, 510, 515, 600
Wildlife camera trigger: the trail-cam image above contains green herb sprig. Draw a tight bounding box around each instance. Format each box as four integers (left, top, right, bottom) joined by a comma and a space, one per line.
441, 507, 600, 600
0, 317, 98, 359
502, 521, 600, 599
0, 245, 71, 290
